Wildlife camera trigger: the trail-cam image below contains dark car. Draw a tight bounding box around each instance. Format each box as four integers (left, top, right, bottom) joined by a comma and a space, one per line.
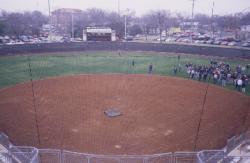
125, 36, 134, 41
242, 43, 250, 47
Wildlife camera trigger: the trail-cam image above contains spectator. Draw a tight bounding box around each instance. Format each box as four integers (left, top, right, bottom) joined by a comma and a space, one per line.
242, 80, 246, 93
221, 72, 227, 87
132, 60, 135, 67
148, 64, 153, 74
237, 78, 243, 92
213, 72, 218, 84
173, 66, 178, 75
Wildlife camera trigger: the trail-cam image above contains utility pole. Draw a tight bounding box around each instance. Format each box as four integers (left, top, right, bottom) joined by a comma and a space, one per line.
71, 10, 74, 39
191, 0, 195, 20
36, 0, 39, 11
158, 12, 162, 43
48, 0, 51, 41
118, 0, 120, 17
211, 1, 215, 39
124, 14, 127, 40
190, 0, 196, 42
124, 9, 130, 40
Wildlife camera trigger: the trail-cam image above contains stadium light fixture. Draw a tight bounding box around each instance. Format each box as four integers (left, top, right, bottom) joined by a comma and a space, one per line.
211, 1, 215, 39
48, 0, 51, 41
122, 9, 130, 40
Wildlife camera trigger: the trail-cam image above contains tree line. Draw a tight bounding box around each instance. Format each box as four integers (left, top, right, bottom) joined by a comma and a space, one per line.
0, 8, 250, 38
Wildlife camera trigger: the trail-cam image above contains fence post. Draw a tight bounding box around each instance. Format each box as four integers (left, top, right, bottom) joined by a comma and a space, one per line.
143, 157, 148, 163
60, 150, 62, 163
87, 156, 90, 163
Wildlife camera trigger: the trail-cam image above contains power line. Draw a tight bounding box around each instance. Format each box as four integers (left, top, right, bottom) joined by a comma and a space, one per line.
192, 0, 195, 20
193, 79, 210, 151
240, 99, 250, 133
71, 10, 74, 38
27, 56, 41, 146
48, 0, 52, 41
118, 0, 120, 17
211, 1, 215, 39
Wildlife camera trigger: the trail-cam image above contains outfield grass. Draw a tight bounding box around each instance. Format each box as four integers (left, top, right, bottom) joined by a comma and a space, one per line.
0, 51, 249, 95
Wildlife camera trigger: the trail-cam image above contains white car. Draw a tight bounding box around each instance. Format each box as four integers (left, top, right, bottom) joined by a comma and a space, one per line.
227, 42, 237, 46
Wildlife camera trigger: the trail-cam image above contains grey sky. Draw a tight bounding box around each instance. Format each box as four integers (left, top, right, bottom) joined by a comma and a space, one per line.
1, 0, 250, 16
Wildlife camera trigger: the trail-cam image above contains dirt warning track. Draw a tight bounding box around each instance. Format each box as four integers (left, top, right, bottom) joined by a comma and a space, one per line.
0, 74, 249, 155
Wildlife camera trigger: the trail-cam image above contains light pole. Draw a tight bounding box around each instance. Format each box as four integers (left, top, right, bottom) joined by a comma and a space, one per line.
158, 12, 163, 43
71, 10, 74, 39
123, 9, 130, 40
191, 0, 195, 20
211, 1, 215, 39
48, 0, 51, 41
124, 14, 127, 40
118, 0, 120, 17
189, 0, 196, 40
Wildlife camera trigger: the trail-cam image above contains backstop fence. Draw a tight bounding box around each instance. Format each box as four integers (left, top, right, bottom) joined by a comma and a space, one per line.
1, 131, 250, 163
0, 133, 39, 163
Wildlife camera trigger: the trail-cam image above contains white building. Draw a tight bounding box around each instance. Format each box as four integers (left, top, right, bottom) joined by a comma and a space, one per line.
83, 27, 116, 41
240, 25, 250, 40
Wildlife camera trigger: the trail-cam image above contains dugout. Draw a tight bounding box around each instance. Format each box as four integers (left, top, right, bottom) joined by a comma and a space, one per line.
83, 27, 116, 41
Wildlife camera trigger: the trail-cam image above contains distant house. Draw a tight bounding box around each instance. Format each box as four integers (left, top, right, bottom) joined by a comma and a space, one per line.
83, 27, 116, 41
180, 22, 200, 31
240, 25, 250, 40
241, 25, 250, 32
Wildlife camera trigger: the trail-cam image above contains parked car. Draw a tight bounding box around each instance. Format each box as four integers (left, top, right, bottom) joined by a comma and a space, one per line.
125, 36, 134, 41
194, 40, 200, 44
206, 40, 214, 44
165, 38, 176, 43
213, 40, 221, 45
242, 43, 250, 47
227, 41, 238, 46
220, 41, 228, 46
227, 42, 237, 46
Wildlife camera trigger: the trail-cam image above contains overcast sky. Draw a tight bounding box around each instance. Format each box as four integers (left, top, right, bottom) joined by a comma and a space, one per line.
1, 0, 250, 16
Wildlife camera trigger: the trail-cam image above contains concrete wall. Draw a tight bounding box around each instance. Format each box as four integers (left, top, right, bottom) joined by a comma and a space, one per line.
0, 42, 250, 58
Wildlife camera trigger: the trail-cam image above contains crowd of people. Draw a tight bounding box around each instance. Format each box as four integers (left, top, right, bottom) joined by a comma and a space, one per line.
134, 56, 248, 93
183, 60, 250, 93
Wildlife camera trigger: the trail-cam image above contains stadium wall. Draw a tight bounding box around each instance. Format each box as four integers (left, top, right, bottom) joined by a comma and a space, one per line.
0, 42, 250, 58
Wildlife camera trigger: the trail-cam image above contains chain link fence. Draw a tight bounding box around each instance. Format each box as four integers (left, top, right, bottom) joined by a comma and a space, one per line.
2, 132, 250, 163
197, 150, 225, 163
0, 132, 10, 149
0, 133, 38, 163
173, 152, 198, 163
61, 150, 172, 163
38, 149, 61, 163
226, 131, 250, 154
9, 146, 38, 163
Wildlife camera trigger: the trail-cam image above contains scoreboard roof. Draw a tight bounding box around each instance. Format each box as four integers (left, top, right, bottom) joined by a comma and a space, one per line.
86, 27, 112, 34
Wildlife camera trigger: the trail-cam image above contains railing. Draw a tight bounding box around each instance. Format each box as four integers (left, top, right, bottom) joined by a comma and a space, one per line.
1, 131, 250, 163
39, 149, 61, 163
0, 152, 11, 163
8, 146, 38, 163
197, 150, 225, 163
0, 133, 38, 163
0, 148, 248, 163
173, 152, 198, 163
0, 132, 10, 149
226, 132, 250, 154
61, 150, 173, 163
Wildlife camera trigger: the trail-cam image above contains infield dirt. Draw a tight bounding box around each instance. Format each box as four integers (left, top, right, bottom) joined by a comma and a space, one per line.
0, 74, 249, 154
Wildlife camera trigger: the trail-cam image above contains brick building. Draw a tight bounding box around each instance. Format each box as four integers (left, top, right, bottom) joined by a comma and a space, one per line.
51, 8, 83, 36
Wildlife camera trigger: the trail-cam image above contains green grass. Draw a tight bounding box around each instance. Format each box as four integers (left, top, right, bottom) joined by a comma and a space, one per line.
0, 51, 250, 95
